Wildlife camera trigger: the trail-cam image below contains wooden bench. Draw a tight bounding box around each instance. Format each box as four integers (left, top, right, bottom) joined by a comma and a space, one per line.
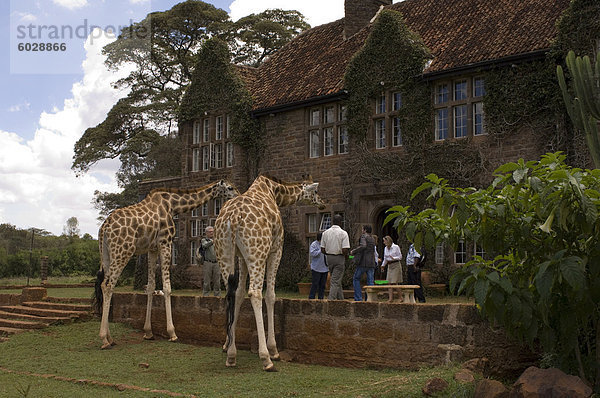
364, 284, 421, 303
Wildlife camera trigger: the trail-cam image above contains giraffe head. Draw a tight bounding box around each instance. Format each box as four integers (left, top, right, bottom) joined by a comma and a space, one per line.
214, 180, 239, 200
298, 182, 326, 209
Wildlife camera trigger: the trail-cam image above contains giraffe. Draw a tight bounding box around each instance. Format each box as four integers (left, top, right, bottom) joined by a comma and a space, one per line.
214, 175, 325, 371
94, 180, 238, 349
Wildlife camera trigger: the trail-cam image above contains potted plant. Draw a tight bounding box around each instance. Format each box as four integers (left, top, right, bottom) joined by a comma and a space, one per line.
297, 275, 312, 295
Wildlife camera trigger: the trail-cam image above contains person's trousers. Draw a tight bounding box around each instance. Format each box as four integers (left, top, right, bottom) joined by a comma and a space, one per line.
309, 270, 328, 299
407, 266, 426, 302
353, 266, 374, 301
327, 254, 345, 300
202, 261, 221, 296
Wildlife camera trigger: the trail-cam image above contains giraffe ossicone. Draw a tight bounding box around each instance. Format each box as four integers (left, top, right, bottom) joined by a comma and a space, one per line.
214, 175, 325, 371
93, 180, 238, 349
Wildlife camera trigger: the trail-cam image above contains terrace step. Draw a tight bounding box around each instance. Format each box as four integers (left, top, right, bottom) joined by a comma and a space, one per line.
0, 305, 90, 320
23, 301, 91, 312
0, 326, 26, 336
0, 309, 73, 324
0, 317, 49, 330
45, 296, 93, 305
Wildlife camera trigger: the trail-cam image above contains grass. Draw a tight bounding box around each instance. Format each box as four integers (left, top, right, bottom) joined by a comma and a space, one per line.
0, 321, 477, 397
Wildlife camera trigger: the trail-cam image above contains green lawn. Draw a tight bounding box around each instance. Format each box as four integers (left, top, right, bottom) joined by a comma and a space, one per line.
0, 321, 477, 397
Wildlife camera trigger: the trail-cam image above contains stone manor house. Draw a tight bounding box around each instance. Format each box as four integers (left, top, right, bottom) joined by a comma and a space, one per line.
141, 0, 588, 272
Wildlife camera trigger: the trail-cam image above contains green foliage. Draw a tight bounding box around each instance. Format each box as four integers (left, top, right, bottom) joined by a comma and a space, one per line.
276, 229, 310, 291
229, 9, 310, 67
344, 9, 430, 142
552, 0, 600, 59
386, 152, 600, 387
0, 224, 99, 278
557, 51, 600, 167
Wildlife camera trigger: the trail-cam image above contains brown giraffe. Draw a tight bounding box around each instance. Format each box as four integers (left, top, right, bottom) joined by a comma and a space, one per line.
94, 180, 238, 349
214, 175, 325, 371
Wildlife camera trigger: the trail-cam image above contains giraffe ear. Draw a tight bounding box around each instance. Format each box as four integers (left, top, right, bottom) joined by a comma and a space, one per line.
305, 182, 319, 192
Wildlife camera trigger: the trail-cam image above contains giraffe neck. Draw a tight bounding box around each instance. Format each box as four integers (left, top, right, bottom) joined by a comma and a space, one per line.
163, 184, 217, 215
256, 177, 302, 207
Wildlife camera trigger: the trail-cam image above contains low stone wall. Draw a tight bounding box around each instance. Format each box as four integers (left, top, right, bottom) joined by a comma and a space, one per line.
110, 293, 537, 376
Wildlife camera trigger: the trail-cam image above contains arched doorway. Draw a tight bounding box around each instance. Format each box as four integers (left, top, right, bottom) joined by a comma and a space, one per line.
373, 206, 399, 279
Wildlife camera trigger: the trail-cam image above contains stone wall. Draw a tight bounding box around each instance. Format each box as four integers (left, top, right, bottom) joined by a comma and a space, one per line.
110, 293, 537, 376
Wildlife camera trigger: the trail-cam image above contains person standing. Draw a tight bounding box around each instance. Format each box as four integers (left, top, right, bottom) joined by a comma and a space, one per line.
406, 243, 426, 303
200, 226, 221, 297
321, 214, 350, 300
381, 236, 403, 283
350, 225, 376, 301
308, 232, 328, 299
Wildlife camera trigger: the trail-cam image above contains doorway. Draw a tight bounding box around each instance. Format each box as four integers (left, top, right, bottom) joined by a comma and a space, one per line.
374, 207, 399, 280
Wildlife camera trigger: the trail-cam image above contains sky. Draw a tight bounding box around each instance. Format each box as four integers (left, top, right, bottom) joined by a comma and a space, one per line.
0, 0, 364, 238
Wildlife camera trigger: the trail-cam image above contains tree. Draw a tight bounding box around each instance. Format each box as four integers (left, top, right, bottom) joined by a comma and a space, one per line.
386, 152, 600, 389
63, 217, 81, 238
73, 1, 309, 216
229, 9, 310, 67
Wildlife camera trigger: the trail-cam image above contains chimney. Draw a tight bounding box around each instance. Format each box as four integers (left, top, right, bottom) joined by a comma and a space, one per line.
344, 0, 392, 39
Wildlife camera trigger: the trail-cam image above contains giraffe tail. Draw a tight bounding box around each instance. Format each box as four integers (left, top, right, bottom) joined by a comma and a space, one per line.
225, 268, 239, 349
92, 269, 104, 316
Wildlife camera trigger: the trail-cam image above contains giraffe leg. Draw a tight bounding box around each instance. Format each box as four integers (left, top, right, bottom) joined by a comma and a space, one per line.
143, 251, 158, 340
264, 249, 282, 361
225, 263, 247, 367
248, 263, 275, 372
159, 243, 178, 342
99, 280, 114, 349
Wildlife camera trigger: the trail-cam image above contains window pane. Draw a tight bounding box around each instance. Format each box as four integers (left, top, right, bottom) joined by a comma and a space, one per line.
338, 125, 348, 154
214, 198, 222, 215
435, 109, 448, 140
215, 143, 223, 168
216, 116, 223, 140
324, 127, 333, 156
203, 119, 210, 142
455, 240, 466, 264
310, 109, 320, 126
324, 106, 335, 124
376, 93, 386, 114
210, 144, 216, 168
192, 148, 200, 172
392, 117, 402, 146
454, 80, 467, 101
193, 121, 200, 144
393, 92, 402, 110
473, 77, 486, 97
435, 242, 444, 264
226, 115, 231, 138
339, 105, 347, 121
226, 142, 234, 167
202, 146, 210, 170
375, 119, 386, 149
320, 213, 332, 230
473, 102, 485, 135
436, 84, 448, 104
310, 130, 320, 158
202, 203, 208, 217
454, 105, 467, 138
307, 214, 318, 233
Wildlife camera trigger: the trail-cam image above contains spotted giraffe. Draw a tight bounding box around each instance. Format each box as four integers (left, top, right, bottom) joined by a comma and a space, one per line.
214, 175, 325, 371
94, 180, 238, 349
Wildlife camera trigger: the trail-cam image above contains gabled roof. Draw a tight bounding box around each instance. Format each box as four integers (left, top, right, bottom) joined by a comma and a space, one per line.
248, 0, 570, 112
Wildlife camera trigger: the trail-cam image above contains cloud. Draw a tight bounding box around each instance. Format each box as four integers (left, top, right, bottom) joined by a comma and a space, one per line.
229, 0, 345, 27
53, 0, 88, 10
0, 29, 129, 237
8, 102, 31, 112
12, 12, 38, 23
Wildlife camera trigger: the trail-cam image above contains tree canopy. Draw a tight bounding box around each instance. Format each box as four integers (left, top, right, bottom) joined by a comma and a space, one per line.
73, 1, 309, 217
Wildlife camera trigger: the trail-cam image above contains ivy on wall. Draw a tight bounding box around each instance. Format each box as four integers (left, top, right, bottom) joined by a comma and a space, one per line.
179, 38, 263, 174
344, 9, 431, 145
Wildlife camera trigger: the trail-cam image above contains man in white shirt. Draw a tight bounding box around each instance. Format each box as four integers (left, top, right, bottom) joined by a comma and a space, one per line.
321, 214, 350, 300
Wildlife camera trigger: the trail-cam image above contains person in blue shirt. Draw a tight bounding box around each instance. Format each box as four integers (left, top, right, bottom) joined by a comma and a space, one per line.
309, 232, 328, 299
406, 243, 426, 303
